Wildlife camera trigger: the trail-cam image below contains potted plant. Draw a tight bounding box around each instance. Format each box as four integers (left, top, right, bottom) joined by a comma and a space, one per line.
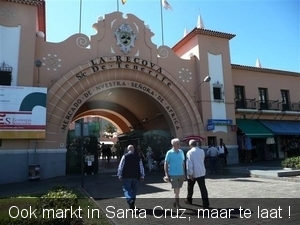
281, 156, 300, 170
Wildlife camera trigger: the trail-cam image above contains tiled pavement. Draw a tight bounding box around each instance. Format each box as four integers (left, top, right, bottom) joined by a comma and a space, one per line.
1, 158, 299, 224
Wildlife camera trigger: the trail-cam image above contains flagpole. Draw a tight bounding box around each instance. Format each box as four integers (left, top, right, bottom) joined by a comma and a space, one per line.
79, 0, 82, 33
160, 0, 164, 45
117, 0, 119, 11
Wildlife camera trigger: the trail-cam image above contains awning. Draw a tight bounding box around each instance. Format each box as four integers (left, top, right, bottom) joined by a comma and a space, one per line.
182, 135, 205, 142
260, 120, 300, 135
236, 119, 274, 138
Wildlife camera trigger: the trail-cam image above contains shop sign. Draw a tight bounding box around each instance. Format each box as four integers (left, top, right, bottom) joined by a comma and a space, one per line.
207, 124, 215, 131
207, 119, 233, 126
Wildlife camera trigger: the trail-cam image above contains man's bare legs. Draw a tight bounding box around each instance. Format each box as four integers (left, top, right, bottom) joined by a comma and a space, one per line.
174, 187, 181, 207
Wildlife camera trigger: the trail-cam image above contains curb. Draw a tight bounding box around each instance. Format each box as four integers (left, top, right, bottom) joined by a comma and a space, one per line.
250, 174, 300, 183
224, 168, 300, 183
79, 187, 116, 225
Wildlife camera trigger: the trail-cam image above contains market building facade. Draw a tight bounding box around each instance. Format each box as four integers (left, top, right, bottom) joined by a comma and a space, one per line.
0, 0, 299, 184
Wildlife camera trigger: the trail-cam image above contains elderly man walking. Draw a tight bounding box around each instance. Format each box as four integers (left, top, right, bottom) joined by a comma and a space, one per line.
185, 139, 209, 208
117, 145, 145, 209
164, 138, 186, 209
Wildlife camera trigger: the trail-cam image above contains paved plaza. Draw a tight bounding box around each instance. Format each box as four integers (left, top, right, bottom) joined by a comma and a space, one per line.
1, 159, 299, 224
86, 168, 299, 225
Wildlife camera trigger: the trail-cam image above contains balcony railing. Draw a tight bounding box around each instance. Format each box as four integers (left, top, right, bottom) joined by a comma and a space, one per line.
235, 98, 257, 109
235, 99, 300, 112
290, 102, 300, 111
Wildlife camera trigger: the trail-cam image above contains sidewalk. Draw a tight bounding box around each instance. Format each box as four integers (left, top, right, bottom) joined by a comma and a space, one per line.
1, 159, 299, 224
0, 159, 299, 198
224, 160, 300, 182
1, 158, 299, 198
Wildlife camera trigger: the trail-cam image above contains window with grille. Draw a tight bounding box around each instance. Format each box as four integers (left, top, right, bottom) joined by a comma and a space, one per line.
212, 81, 224, 101
0, 62, 12, 86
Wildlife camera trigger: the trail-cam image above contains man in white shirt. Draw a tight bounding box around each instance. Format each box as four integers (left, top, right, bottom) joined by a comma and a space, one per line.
185, 139, 209, 208
218, 142, 228, 166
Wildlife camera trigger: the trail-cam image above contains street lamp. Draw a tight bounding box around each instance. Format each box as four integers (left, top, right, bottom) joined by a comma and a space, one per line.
35, 59, 42, 87
194, 75, 211, 101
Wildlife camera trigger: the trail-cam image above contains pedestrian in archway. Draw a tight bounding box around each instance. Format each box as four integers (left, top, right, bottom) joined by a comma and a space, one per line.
106, 145, 112, 163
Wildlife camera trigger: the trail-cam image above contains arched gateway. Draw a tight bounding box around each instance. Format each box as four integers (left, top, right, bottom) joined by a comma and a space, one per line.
44, 12, 207, 151
48, 55, 205, 147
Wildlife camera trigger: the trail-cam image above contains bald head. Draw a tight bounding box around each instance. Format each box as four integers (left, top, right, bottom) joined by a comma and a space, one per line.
189, 139, 197, 147
127, 145, 134, 152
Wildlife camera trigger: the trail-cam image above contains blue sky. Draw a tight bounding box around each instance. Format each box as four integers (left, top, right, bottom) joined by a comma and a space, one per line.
45, 0, 299, 72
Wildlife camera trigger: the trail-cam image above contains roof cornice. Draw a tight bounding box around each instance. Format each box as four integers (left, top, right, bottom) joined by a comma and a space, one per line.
232, 64, 300, 76
172, 27, 236, 51
3, 0, 44, 6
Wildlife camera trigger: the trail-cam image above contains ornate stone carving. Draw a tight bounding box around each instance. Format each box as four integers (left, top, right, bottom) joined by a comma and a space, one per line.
0, 7, 16, 20
42, 54, 62, 71
114, 23, 137, 54
76, 35, 90, 48
179, 68, 192, 82
158, 47, 169, 58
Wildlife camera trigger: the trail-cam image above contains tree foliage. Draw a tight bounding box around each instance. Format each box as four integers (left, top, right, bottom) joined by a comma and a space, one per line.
104, 122, 117, 135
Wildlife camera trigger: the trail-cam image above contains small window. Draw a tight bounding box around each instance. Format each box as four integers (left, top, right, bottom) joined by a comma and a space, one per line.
213, 87, 222, 100
212, 81, 224, 100
0, 62, 13, 86
207, 136, 217, 146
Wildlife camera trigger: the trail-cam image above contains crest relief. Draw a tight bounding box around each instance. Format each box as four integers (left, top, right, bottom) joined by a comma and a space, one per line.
114, 23, 137, 54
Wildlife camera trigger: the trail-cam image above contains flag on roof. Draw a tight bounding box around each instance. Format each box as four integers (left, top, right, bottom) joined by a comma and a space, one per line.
162, 0, 172, 10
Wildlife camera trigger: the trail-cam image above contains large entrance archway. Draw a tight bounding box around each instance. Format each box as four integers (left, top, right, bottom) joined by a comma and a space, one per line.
46, 55, 205, 149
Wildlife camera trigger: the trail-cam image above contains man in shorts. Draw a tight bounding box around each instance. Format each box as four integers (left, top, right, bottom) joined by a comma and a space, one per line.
164, 138, 186, 209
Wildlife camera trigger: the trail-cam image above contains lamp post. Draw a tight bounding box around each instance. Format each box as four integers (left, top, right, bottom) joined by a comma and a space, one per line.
31, 59, 42, 176
35, 59, 42, 87
80, 119, 84, 188
194, 75, 211, 101
192, 75, 211, 147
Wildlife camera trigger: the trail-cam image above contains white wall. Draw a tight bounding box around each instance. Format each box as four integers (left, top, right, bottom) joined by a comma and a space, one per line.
0, 25, 20, 86
208, 52, 227, 133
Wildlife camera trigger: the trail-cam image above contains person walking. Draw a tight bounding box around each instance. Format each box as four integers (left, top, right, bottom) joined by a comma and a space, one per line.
207, 143, 219, 174
218, 142, 228, 167
146, 146, 154, 172
164, 138, 185, 209
106, 145, 112, 163
185, 139, 209, 208
117, 145, 145, 209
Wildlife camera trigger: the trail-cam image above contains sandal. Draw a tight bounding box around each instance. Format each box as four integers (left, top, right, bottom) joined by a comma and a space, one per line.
173, 202, 182, 209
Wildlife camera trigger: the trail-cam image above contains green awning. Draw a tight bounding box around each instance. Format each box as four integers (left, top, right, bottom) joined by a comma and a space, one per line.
236, 119, 274, 138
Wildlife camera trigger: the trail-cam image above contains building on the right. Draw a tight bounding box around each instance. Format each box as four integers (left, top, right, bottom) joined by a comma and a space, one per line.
173, 25, 300, 164
232, 64, 300, 162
